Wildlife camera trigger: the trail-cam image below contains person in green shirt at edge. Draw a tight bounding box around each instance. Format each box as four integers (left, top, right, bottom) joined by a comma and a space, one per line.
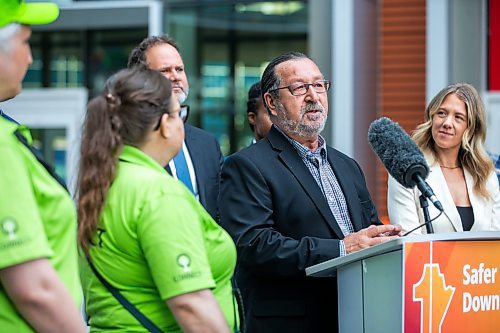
0, 1, 87, 332
77, 67, 238, 332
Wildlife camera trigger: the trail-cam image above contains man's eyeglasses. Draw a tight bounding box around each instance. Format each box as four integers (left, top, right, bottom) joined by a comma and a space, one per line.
268, 80, 331, 96
154, 105, 189, 130
179, 104, 189, 123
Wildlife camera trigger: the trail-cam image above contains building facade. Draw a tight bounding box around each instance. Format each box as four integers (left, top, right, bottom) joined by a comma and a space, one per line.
3, 0, 499, 219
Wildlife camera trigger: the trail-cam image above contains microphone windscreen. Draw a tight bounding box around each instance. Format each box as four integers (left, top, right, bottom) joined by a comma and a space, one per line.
368, 117, 429, 188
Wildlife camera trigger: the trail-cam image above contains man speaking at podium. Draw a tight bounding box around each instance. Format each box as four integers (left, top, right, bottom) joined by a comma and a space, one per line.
218, 52, 401, 333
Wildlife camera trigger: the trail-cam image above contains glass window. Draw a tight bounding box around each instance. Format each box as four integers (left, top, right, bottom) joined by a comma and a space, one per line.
22, 28, 147, 179
22, 1, 308, 156
50, 48, 83, 88
88, 29, 148, 97
31, 128, 68, 181
167, 0, 308, 154
24, 29, 147, 96
49, 32, 84, 88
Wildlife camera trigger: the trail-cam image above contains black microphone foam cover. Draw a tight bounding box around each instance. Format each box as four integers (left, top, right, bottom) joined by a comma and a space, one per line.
368, 117, 429, 188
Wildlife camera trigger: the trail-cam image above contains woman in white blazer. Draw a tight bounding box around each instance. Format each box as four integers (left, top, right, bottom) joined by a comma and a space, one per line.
388, 83, 500, 234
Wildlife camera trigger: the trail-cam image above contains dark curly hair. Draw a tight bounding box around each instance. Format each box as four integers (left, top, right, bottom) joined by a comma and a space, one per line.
127, 35, 180, 69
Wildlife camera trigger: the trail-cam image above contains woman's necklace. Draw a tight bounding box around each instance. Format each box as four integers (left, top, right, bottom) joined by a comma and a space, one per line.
439, 165, 461, 169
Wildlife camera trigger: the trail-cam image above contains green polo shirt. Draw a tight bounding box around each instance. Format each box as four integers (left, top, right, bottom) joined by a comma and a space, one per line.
82, 145, 237, 332
0, 117, 82, 332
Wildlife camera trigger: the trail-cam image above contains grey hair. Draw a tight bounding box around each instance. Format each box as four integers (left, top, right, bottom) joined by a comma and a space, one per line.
260, 52, 310, 109
0, 23, 21, 53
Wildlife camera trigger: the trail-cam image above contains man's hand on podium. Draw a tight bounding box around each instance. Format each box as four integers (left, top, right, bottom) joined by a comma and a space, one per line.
343, 224, 402, 254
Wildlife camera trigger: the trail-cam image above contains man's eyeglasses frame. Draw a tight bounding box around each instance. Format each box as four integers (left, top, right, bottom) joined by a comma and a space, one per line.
153, 104, 189, 131
268, 80, 331, 96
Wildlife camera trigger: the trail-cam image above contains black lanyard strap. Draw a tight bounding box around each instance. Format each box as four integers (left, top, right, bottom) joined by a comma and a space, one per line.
86, 256, 163, 333
13, 129, 69, 193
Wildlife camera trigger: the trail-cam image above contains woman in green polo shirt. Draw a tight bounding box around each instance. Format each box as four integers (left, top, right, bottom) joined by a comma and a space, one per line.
0, 2, 86, 332
77, 68, 237, 332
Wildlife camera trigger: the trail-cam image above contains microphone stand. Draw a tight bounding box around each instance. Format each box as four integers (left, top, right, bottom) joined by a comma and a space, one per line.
419, 194, 434, 234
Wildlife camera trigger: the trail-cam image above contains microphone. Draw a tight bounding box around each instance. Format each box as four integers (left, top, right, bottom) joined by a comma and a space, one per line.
368, 117, 443, 212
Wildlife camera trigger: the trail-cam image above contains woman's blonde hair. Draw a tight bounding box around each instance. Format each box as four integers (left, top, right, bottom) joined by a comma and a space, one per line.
412, 83, 494, 198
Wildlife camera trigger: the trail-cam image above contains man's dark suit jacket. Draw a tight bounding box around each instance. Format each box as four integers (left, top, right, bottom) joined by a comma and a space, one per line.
218, 126, 380, 333
184, 124, 224, 220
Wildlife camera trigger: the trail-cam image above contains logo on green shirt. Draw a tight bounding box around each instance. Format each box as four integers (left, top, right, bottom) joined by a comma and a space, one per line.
177, 254, 191, 272
1, 218, 19, 240
174, 254, 202, 282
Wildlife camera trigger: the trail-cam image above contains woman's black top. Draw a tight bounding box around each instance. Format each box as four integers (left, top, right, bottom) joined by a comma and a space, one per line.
456, 206, 474, 231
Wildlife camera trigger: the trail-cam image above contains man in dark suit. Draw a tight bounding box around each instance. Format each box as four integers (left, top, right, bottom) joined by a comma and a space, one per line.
246, 81, 272, 143
128, 36, 223, 220
218, 52, 401, 333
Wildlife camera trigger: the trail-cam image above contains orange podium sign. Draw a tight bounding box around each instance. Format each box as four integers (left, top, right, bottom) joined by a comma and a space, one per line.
404, 240, 500, 333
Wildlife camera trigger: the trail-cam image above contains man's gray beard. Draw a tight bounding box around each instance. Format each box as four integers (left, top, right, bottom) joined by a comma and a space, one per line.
176, 89, 189, 104
275, 102, 326, 138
